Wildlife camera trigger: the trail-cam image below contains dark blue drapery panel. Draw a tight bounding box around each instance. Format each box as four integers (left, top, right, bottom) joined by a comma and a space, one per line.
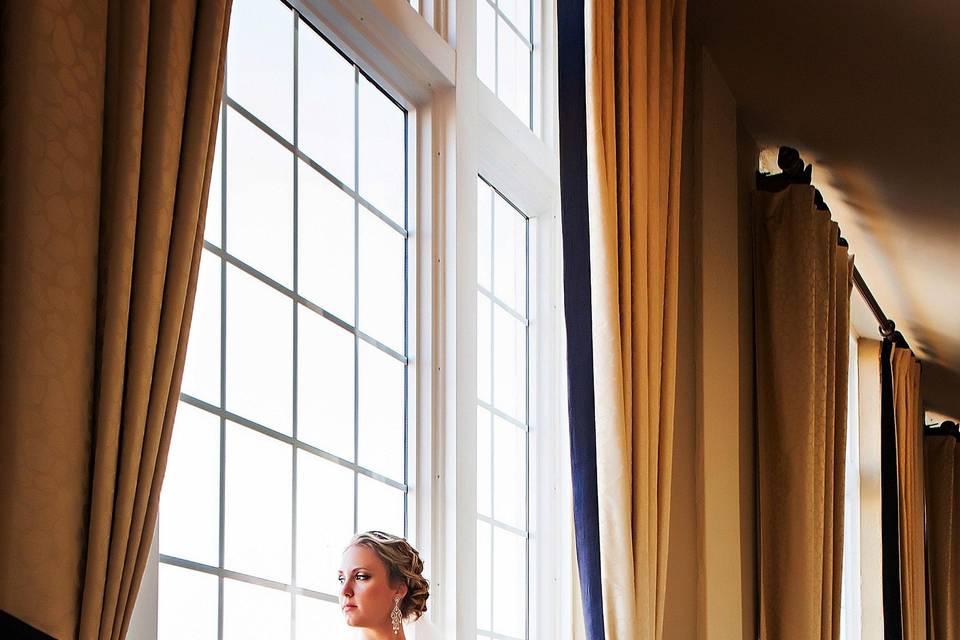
880, 335, 905, 640
556, 1, 605, 638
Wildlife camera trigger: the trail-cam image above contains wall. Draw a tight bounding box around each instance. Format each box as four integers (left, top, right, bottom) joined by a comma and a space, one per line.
694, 47, 750, 640
736, 114, 758, 640
662, 35, 701, 640
922, 362, 960, 422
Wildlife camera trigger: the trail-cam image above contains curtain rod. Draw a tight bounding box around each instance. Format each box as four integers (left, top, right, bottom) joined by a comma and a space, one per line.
757, 146, 902, 344
852, 268, 897, 339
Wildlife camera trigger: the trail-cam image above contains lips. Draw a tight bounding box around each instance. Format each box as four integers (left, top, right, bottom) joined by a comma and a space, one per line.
342, 604, 357, 613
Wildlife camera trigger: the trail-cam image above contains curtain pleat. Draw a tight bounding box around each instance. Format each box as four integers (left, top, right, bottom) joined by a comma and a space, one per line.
585, 1, 686, 638
558, 0, 687, 637
0, 1, 231, 637
924, 428, 960, 639
753, 185, 852, 640
891, 347, 926, 640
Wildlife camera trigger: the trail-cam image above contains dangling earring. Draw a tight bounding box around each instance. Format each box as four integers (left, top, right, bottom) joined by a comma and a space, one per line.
391, 596, 402, 635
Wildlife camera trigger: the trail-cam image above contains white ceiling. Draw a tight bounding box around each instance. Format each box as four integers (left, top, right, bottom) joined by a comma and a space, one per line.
691, 0, 960, 411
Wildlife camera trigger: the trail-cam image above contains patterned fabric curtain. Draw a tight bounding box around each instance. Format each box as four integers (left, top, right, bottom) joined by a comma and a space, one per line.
0, 1, 232, 637
753, 184, 853, 639
557, 0, 687, 638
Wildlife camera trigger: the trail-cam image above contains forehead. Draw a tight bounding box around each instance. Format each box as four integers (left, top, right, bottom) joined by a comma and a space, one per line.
339, 544, 385, 573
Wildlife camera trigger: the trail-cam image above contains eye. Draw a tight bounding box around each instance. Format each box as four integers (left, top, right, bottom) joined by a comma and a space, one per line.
337, 575, 345, 584
355, 573, 370, 581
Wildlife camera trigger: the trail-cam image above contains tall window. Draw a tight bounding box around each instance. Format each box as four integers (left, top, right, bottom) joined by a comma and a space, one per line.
840, 332, 862, 639
477, 0, 536, 127
158, 0, 410, 637
476, 177, 531, 640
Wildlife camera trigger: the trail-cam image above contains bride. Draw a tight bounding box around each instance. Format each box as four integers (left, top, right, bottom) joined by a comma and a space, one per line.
338, 531, 441, 640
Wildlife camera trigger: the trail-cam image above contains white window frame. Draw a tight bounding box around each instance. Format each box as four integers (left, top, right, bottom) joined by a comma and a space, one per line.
130, 1, 570, 638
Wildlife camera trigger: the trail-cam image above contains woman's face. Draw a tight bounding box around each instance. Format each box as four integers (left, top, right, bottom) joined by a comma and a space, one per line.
339, 544, 406, 630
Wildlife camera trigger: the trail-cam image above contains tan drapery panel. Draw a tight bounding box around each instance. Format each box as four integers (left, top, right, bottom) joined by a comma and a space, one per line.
924, 431, 960, 639
753, 185, 853, 640
892, 347, 926, 640
0, 1, 231, 637
584, 0, 687, 638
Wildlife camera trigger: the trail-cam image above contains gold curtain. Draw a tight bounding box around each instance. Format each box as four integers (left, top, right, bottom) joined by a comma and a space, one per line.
585, 0, 687, 638
891, 347, 926, 640
924, 431, 960, 639
0, 1, 231, 637
753, 185, 853, 640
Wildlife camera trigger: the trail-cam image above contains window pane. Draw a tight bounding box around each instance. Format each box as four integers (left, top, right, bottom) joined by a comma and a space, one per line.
297, 451, 355, 594
298, 24, 355, 187
223, 579, 291, 640
226, 266, 292, 435
358, 208, 405, 354
298, 160, 355, 323
226, 108, 294, 287
158, 565, 218, 640
478, 294, 492, 404
476, 520, 492, 631
358, 76, 405, 226
492, 306, 526, 422
160, 403, 220, 565
224, 422, 292, 583
477, 179, 530, 639
296, 596, 352, 640
492, 528, 526, 638
477, 179, 493, 291
493, 417, 526, 529
357, 341, 404, 481
496, 17, 531, 126
477, 407, 492, 517
181, 250, 221, 405
357, 475, 404, 536
162, 5, 412, 636
477, 1, 496, 91
205, 131, 222, 247
493, 185, 527, 313
499, 0, 531, 36
297, 305, 354, 461
227, 0, 293, 140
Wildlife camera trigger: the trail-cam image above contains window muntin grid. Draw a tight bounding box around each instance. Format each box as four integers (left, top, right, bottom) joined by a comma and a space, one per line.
476, 176, 531, 640
159, 0, 411, 636
477, 0, 536, 128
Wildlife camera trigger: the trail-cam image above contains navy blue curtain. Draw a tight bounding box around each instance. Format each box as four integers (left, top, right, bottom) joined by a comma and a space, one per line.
880, 332, 915, 640
556, 1, 605, 638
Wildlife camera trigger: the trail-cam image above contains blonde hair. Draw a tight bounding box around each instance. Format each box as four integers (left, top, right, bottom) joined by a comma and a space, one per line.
349, 531, 429, 620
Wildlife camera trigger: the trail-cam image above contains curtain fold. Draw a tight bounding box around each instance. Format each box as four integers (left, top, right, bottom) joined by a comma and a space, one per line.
924, 424, 960, 640
585, 2, 687, 639
891, 345, 927, 640
558, 0, 687, 638
0, 1, 231, 637
753, 185, 853, 640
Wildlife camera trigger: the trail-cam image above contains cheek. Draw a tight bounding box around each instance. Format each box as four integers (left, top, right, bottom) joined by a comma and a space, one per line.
356, 583, 391, 612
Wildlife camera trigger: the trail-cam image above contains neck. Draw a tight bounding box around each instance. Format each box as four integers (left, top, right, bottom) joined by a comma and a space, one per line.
359, 625, 405, 640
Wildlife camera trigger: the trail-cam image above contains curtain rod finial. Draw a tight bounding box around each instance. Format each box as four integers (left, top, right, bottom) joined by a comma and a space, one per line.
880, 319, 897, 338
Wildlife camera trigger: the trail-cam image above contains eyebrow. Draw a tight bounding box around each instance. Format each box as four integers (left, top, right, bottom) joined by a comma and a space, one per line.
339, 567, 371, 574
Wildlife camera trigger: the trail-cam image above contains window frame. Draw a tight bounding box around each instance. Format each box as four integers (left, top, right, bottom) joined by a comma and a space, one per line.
131, 1, 569, 638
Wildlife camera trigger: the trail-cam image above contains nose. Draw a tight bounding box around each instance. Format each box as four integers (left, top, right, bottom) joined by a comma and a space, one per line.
340, 580, 353, 598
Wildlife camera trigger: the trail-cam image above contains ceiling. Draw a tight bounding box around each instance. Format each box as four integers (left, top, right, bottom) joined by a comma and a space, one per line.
689, 0, 960, 414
